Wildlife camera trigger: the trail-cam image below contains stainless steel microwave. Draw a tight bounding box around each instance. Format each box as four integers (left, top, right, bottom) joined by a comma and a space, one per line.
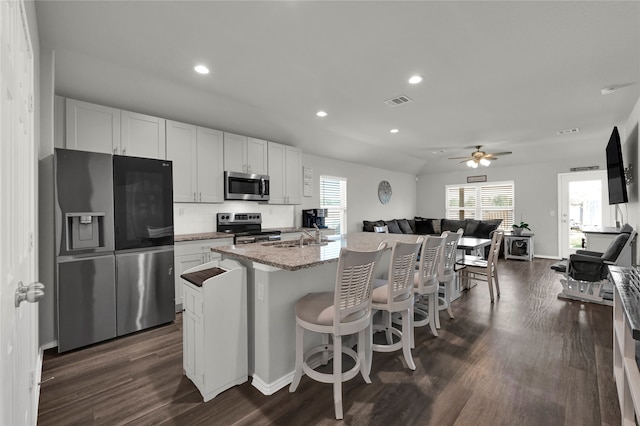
224, 171, 270, 201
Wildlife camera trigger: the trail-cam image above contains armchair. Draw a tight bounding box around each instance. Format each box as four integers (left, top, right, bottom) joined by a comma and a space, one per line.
552, 225, 636, 305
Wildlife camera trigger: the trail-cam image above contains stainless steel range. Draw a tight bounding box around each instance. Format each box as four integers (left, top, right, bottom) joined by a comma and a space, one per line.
217, 213, 281, 244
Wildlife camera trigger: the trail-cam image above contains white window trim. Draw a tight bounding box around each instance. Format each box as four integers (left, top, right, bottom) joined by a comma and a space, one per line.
445, 180, 515, 230
320, 175, 347, 235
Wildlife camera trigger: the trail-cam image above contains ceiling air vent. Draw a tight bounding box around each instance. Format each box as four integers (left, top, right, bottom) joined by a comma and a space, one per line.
384, 95, 412, 107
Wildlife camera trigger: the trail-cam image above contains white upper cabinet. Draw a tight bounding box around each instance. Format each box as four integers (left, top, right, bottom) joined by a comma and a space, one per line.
65, 98, 166, 159
267, 142, 286, 204
224, 133, 267, 175
246, 137, 268, 175
166, 120, 197, 203
285, 145, 302, 204
65, 99, 120, 154
166, 120, 224, 203
121, 111, 166, 159
267, 142, 302, 205
196, 127, 224, 203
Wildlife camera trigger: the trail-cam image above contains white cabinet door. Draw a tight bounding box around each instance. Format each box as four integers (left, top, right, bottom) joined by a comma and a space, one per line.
197, 127, 224, 203
65, 99, 120, 154
175, 253, 206, 311
166, 120, 197, 202
267, 142, 286, 204
223, 132, 247, 173
121, 110, 166, 159
247, 137, 268, 175
285, 146, 302, 205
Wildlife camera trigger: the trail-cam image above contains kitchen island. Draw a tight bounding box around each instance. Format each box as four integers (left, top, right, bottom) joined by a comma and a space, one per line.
211, 232, 421, 395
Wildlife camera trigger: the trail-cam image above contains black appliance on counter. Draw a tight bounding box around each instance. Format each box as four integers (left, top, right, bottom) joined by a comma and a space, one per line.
217, 213, 281, 244
54, 149, 175, 352
303, 209, 328, 229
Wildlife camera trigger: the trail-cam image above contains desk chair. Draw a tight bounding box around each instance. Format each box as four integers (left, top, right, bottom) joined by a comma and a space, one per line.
289, 243, 387, 420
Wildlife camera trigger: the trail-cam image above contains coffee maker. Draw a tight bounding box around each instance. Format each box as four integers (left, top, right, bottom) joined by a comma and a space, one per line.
302, 209, 327, 228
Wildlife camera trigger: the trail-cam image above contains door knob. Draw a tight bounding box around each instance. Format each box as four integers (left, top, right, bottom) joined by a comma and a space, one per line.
15, 281, 45, 307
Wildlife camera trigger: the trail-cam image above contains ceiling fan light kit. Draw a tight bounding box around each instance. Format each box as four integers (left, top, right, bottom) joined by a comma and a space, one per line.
450, 145, 511, 168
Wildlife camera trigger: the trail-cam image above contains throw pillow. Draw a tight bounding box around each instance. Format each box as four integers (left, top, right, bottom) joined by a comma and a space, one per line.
464, 219, 481, 236
441, 219, 467, 233
363, 220, 384, 232
384, 219, 403, 234
414, 219, 435, 235
471, 219, 503, 239
397, 219, 413, 234
407, 219, 416, 234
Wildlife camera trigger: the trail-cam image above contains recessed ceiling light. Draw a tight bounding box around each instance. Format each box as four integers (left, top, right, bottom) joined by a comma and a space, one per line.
316, 111, 327, 117
408, 75, 423, 84
194, 65, 209, 74
390, 128, 399, 134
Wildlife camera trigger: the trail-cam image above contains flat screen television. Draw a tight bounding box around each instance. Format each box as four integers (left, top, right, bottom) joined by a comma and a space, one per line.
606, 126, 628, 205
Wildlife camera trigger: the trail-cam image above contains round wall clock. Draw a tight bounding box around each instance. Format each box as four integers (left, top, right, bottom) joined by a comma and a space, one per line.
378, 180, 392, 204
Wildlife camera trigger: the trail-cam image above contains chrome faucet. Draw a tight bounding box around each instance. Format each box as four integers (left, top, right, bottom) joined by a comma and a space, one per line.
299, 225, 322, 244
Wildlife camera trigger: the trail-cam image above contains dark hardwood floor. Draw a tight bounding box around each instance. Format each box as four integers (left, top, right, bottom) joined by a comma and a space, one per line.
38, 258, 621, 425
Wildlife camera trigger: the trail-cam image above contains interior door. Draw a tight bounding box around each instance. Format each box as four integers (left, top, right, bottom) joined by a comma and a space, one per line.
0, 1, 38, 424
558, 171, 610, 259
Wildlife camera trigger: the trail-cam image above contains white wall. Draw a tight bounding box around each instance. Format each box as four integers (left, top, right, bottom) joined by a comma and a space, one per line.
622, 97, 640, 264
174, 153, 418, 235
416, 152, 605, 258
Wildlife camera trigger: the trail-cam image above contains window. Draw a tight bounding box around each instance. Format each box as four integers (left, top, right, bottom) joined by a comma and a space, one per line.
320, 175, 347, 235
445, 181, 514, 229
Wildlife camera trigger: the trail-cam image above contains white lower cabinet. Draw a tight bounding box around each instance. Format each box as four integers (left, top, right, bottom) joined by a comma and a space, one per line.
181, 259, 248, 402
174, 238, 232, 310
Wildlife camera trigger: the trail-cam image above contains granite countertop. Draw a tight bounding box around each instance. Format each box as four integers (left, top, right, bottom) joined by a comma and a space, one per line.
610, 266, 640, 339
210, 232, 421, 271
175, 232, 234, 242
175, 227, 335, 243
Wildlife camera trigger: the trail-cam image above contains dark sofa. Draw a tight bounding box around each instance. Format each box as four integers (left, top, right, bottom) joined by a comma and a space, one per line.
362, 217, 503, 240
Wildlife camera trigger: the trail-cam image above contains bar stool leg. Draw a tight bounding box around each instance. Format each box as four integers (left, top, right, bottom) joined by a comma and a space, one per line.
333, 334, 343, 420
290, 323, 304, 392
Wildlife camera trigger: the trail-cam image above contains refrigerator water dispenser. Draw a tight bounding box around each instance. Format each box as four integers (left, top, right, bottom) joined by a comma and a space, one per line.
66, 212, 105, 250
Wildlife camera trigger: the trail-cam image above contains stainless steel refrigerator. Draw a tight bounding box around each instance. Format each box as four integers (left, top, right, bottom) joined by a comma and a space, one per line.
55, 149, 175, 352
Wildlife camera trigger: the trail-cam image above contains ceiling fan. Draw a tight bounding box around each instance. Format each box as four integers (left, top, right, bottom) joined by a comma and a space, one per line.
448, 145, 512, 168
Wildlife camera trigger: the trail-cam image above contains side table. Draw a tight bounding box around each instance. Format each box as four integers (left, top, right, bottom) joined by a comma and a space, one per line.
504, 233, 534, 261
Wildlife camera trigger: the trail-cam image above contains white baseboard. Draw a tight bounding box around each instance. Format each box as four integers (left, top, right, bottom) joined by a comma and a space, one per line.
251, 355, 328, 395
534, 254, 562, 260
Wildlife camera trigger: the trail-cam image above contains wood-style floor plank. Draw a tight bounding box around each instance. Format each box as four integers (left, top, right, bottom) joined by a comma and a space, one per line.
38, 258, 621, 425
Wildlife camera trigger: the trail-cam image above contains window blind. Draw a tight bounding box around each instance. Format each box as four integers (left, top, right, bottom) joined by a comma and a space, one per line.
445, 181, 515, 229
320, 176, 347, 235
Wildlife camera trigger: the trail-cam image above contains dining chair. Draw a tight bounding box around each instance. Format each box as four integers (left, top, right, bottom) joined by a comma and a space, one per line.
370, 238, 423, 371
289, 242, 387, 420
436, 229, 463, 327
457, 230, 504, 302
413, 235, 446, 340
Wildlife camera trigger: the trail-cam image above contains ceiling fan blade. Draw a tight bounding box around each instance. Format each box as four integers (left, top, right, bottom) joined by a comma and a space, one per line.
459, 159, 472, 163
448, 156, 473, 160
485, 151, 512, 157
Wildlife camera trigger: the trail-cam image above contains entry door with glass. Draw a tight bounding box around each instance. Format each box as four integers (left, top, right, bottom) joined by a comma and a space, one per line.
558, 171, 610, 259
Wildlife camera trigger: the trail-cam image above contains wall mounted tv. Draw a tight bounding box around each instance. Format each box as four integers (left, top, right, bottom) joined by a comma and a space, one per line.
606, 126, 628, 205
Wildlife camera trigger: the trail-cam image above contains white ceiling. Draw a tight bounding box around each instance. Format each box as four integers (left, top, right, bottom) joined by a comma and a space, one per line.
35, 1, 640, 174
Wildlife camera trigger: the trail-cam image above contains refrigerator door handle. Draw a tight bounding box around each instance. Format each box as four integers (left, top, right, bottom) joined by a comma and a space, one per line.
168, 265, 173, 276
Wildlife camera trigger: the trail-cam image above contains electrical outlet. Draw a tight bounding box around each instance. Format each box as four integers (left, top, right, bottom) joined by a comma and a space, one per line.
257, 283, 264, 301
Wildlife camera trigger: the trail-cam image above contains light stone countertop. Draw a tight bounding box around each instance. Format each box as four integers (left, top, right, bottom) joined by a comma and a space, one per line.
210, 232, 422, 271
175, 227, 335, 243
174, 232, 234, 242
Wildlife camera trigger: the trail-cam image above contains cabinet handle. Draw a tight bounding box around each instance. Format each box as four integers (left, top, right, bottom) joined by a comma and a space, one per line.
113, 147, 118, 155
122, 147, 126, 155
193, 192, 196, 201
199, 192, 202, 202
